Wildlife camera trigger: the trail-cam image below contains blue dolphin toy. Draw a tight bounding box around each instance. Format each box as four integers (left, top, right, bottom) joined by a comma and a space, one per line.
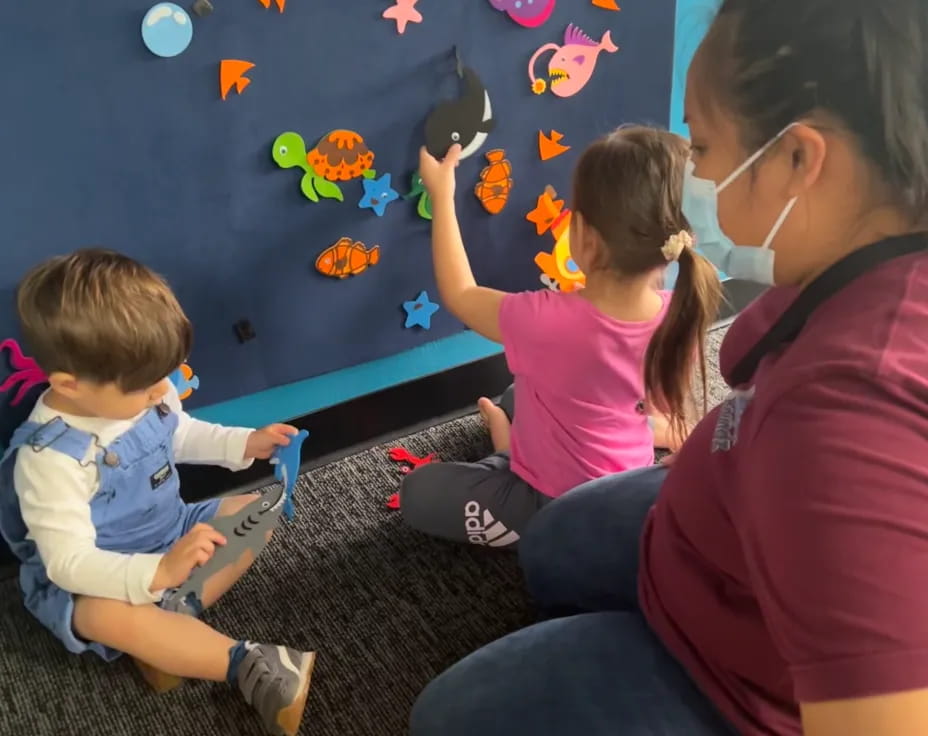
270, 428, 309, 520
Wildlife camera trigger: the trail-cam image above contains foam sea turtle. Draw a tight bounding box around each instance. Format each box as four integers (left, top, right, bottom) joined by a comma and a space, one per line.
272, 129, 377, 203
307, 130, 376, 182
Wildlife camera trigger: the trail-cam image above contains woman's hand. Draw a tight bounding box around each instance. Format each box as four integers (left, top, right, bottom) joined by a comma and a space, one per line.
419, 144, 461, 202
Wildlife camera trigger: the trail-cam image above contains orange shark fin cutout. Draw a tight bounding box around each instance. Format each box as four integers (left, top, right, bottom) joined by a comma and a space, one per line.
220, 60, 255, 100
538, 130, 570, 161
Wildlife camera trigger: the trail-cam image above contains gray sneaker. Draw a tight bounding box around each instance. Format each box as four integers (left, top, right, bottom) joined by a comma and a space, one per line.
237, 643, 316, 736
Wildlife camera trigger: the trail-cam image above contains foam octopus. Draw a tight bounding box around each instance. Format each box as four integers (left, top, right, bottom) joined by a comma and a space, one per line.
0, 339, 47, 406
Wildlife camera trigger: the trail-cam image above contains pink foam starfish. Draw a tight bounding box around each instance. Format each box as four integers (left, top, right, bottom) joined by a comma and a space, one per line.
0, 339, 47, 406
382, 0, 422, 34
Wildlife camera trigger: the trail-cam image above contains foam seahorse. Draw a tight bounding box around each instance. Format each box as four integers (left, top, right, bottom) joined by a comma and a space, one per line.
161, 429, 309, 616
404, 170, 433, 220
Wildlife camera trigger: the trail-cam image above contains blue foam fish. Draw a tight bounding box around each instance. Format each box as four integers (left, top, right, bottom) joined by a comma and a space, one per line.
168, 364, 200, 400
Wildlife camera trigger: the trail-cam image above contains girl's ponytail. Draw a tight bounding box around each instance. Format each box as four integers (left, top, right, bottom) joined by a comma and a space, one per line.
644, 243, 722, 448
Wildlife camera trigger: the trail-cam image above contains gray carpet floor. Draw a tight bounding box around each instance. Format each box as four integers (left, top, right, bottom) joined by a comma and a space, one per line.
0, 326, 729, 736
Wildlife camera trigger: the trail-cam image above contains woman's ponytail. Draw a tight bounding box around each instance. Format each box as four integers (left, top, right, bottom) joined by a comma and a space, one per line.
644, 245, 722, 448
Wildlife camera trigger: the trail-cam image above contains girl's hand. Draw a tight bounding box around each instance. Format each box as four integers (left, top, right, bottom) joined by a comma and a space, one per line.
244, 423, 298, 460
419, 144, 461, 202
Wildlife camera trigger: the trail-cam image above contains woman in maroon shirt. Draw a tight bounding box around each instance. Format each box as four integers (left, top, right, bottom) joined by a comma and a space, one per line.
410, 0, 928, 734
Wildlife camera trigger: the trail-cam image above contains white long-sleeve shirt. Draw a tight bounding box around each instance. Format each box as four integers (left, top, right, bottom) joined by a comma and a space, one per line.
12, 383, 254, 605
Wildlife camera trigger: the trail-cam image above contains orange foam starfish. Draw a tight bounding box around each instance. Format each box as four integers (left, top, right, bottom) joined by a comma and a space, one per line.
526, 185, 566, 235
257, 0, 286, 12
383, 0, 422, 34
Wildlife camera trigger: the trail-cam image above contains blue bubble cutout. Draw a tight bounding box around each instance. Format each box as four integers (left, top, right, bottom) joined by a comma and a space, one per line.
141, 3, 193, 58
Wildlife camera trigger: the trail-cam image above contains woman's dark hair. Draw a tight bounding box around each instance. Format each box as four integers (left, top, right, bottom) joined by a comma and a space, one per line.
697, 0, 928, 221
573, 125, 723, 443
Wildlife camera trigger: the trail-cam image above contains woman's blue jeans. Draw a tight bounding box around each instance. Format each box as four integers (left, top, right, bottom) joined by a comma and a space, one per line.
409, 466, 735, 735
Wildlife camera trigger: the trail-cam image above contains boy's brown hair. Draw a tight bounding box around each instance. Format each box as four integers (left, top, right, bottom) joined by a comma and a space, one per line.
16, 248, 192, 392
572, 125, 723, 443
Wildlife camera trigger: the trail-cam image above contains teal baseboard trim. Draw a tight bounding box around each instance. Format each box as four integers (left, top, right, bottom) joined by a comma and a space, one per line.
189, 330, 503, 427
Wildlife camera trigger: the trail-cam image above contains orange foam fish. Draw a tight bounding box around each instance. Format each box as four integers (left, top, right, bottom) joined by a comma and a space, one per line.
538, 129, 570, 160
220, 60, 255, 100
474, 149, 513, 214
316, 237, 380, 278
592, 0, 620, 9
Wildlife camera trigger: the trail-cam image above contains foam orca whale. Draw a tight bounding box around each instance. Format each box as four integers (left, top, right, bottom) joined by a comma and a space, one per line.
424, 66, 495, 160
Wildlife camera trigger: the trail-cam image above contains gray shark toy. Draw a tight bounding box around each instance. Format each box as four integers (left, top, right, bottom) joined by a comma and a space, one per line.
161, 429, 309, 616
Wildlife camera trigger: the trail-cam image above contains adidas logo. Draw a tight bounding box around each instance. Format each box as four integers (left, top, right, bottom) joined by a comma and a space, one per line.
464, 501, 520, 547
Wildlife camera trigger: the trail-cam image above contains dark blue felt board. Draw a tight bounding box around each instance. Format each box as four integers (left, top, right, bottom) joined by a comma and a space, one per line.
0, 1, 674, 409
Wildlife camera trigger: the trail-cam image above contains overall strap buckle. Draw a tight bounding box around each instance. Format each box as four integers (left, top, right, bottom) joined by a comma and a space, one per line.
26, 417, 70, 452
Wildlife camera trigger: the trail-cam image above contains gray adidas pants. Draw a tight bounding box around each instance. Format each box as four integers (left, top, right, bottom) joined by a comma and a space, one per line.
399, 386, 553, 550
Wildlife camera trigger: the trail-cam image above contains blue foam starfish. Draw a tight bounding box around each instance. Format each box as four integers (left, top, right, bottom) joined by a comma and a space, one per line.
403, 290, 440, 329
358, 173, 400, 217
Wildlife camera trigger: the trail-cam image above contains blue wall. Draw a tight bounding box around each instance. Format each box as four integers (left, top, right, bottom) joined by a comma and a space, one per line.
193, 0, 722, 428
0, 1, 696, 429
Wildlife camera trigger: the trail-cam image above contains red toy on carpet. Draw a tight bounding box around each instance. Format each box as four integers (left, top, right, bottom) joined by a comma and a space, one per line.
385, 447, 439, 509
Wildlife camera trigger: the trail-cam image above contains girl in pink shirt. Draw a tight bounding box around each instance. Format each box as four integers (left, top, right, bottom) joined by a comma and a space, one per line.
400, 126, 721, 548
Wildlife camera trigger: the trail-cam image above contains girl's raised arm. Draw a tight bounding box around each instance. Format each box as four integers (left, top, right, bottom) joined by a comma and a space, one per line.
419, 145, 507, 343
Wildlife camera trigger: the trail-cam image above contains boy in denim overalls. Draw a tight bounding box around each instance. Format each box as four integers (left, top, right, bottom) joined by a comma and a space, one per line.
0, 249, 314, 736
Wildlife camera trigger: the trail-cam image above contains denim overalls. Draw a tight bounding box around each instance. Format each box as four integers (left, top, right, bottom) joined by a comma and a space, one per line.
0, 403, 219, 661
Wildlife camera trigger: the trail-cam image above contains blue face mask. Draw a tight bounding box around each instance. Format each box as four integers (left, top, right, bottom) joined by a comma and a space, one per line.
682, 126, 798, 285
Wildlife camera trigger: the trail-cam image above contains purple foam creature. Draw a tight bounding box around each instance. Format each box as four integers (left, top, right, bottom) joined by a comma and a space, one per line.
0, 339, 47, 406
486, 0, 556, 28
